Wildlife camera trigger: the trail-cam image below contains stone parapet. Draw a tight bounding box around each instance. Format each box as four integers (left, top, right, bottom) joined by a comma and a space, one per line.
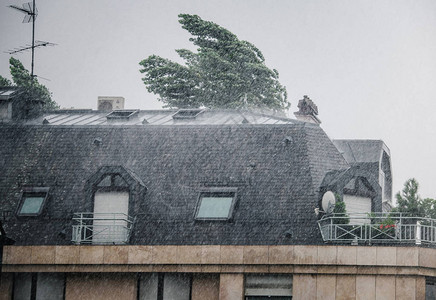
1, 245, 434, 276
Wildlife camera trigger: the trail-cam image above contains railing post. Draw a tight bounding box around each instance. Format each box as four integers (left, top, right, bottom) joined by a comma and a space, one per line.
399, 213, 402, 242
416, 221, 421, 245
430, 219, 435, 243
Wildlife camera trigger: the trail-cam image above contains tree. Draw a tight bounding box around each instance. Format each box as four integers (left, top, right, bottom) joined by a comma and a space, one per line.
393, 178, 436, 218
1, 57, 58, 111
421, 197, 436, 219
139, 14, 289, 111
393, 178, 425, 217
0, 76, 12, 87
332, 198, 349, 224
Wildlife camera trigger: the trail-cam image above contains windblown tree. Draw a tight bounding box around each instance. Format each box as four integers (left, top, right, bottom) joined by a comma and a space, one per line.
0, 76, 12, 87
140, 14, 289, 110
0, 57, 58, 111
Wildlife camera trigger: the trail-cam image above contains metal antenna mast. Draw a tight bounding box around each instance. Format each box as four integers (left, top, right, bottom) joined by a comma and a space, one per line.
7, 0, 55, 81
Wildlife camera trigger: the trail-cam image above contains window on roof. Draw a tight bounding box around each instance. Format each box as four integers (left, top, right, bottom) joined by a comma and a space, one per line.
172, 109, 204, 119
195, 189, 237, 220
17, 188, 49, 216
106, 110, 138, 120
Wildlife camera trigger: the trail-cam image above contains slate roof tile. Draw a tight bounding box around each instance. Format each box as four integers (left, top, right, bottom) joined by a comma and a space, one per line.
0, 111, 351, 246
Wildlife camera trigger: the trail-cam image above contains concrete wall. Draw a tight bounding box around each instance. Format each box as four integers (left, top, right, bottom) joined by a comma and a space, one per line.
2, 245, 435, 299
219, 274, 243, 300
4, 245, 435, 271
65, 273, 136, 300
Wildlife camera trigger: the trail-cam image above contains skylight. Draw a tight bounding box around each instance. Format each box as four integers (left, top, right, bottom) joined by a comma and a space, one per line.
172, 109, 204, 120
17, 187, 49, 216
106, 110, 139, 120
195, 189, 237, 220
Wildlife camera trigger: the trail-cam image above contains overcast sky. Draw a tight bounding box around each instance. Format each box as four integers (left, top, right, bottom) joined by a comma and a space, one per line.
1, 0, 435, 199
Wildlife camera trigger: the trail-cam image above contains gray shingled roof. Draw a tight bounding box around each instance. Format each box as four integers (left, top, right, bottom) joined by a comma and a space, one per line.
0, 110, 349, 245
332, 139, 390, 163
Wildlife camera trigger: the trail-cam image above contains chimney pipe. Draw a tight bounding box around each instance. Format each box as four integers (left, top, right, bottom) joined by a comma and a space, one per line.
294, 95, 321, 124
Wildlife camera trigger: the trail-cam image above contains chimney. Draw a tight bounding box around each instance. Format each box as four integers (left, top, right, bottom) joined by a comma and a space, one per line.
97, 96, 125, 111
294, 95, 321, 124
0, 87, 28, 121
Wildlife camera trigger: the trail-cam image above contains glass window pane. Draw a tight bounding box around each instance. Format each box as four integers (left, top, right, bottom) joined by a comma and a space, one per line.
97, 175, 112, 187
245, 274, 292, 298
163, 274, 191, 300
13, 273, 32, 300
113, 175, 128, 187
197, 196, 233, 218
36, 273, 65, 300
20, 197, 44, 214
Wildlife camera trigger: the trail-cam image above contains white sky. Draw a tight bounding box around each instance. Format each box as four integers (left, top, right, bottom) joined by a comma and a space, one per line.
1, 0, 435, 199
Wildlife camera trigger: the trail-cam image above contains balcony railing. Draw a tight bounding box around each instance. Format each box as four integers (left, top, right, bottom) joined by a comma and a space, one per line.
72, 212, 135, 245
0, 210, 12, 221
318, 212, 436, 245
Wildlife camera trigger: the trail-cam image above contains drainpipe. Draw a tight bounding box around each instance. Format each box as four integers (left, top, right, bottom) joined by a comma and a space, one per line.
0, 220, 15, 284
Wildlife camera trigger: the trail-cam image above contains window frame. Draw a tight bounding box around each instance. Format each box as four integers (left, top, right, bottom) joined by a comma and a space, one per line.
17, 187, 49, 217
245, 274, 293, 299
194, 187, 238, 221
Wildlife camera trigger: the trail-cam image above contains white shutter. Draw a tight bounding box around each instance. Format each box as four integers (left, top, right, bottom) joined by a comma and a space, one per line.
93, 191, 129, 243
343, 194, 372, 225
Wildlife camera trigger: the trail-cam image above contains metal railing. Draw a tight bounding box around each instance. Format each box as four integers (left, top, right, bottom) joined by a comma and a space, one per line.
0, 211, 12, 221
318, 212, 436, 245
72, 212, 135, 245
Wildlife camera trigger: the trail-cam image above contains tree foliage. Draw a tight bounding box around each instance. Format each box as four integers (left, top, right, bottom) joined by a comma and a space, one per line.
332, 199, 349, 224
1, 57, 58, 111
421, 197, 436, 219
0, 75, 12, 87
139, 14, 289, 110
393, 178, 436, 218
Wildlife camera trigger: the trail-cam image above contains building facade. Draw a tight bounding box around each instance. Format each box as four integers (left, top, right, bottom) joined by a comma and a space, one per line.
0, 104, 435, 299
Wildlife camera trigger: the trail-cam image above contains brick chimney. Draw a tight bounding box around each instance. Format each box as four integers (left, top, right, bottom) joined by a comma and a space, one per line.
294, 95, 321, 124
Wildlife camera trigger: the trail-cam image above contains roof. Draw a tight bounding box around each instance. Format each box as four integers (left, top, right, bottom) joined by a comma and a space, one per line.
25, 109, 301, 126
0, 109, 350, 245
332, 139, 390, 164
0, 87, 20, 101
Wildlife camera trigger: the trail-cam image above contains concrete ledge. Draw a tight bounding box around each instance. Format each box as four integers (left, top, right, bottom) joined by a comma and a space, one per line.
2, 264, 434, 276
3, 245, 436, 274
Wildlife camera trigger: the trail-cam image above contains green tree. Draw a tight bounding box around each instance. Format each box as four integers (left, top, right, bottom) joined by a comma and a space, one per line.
139, 14, 289, 110
393, 178, 425, 217
392, 178, 436, 219
1, 57, 58, 112
0, 75, 12, 87
333, 199, 349, 224
420, 197, 436, 219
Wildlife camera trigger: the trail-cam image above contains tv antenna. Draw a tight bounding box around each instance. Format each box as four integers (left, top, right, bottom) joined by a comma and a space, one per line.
7, 0, 56, 81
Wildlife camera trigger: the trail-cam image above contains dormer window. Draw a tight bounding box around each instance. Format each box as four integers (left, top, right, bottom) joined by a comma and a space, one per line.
195, 188, 237, 220
17, 187, 49, 216
72, 166, 146, 245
